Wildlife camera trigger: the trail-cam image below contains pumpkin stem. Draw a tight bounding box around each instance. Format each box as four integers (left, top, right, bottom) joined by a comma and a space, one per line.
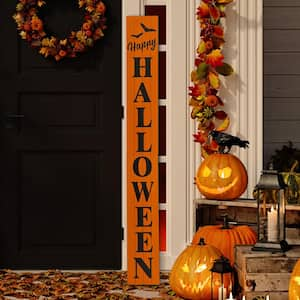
290, 160, 299, 173
221, 214, 231, 229
198, 238, 206, 245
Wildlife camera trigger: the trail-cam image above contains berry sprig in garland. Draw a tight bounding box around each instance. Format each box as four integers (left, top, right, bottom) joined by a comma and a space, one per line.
189, 0, 234, 157
13, 0, 107, 61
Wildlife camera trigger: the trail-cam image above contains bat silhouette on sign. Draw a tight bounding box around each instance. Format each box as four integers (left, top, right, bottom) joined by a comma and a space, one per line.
131, 32, 143, 38
140, 23, 156, 32
131, 23, 157, 38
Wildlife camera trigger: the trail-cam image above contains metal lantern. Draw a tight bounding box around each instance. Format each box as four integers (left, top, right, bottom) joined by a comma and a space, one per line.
210, 256, 234, 300
252, 164, 289, 252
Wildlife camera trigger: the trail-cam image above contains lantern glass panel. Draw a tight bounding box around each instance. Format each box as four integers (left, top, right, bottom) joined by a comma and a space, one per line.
256, 188, 283, 242
253, 168, 288, 252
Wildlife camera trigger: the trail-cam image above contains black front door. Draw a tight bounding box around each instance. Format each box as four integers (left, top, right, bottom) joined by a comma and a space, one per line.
0, 0, 122, 269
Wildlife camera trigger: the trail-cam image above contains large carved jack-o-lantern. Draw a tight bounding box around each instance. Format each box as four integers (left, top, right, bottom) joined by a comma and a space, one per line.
169, 238, 230, 299
289, 258, 300, 299
196, 153, 248, 200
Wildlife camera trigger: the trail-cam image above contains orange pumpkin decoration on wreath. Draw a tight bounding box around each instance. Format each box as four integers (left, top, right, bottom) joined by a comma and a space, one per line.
196, 153, 248, 200
170, 238, 231, 300
192, 216, 257, 266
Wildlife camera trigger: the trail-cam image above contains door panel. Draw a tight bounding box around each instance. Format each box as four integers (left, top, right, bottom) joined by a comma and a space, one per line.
0, 0, 121, 269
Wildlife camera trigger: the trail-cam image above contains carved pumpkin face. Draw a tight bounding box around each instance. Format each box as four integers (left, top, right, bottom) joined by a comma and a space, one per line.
289, 259, 300, 299
169, 240, 230, 299
196, 153, 248, 200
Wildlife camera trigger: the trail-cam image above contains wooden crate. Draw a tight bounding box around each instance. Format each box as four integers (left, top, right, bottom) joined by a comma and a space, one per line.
241, 291, 288, 300
234, 245, 300, 300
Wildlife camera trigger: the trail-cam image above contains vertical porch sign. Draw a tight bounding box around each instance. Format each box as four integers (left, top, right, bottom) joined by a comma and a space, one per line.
127, 16, 159, 285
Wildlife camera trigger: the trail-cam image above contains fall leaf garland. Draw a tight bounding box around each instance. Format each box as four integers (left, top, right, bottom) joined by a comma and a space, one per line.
13, 0, 107, 61
190, 0, 234, 157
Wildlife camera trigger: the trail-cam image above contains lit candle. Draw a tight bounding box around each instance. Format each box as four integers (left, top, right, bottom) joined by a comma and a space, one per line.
266, 295, 270, 300
242, 296, 246, 300
218, 285, 227, 300
267, 205, 278, 242
226, 292, 235, 300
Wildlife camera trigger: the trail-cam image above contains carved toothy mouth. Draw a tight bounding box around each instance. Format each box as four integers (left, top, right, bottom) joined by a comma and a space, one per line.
199, 177, 239, 195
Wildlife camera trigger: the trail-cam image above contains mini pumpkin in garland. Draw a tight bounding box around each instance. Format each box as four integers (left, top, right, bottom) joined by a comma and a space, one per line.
192, 216, 257, 266
13, 0, 107, 61
170, 238, 231, 300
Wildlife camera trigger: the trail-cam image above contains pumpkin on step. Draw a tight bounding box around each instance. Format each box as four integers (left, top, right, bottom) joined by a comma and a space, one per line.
196, 153, 248, 200
169, 238, 230, 299
192, 216, 257, 266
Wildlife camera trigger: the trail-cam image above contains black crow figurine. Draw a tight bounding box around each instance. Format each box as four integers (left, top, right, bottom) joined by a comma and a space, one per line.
209, 130, 249, 153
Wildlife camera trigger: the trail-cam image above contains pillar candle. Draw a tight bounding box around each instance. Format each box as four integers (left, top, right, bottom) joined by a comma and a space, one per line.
267, 205, 278, 242
218, 285, 227, 300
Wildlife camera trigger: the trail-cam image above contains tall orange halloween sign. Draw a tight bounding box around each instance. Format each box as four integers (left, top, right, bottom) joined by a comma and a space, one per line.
127, 16, 159, 285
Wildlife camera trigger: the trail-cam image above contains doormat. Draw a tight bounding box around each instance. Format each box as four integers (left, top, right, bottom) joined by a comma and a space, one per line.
0, 270, 183, 299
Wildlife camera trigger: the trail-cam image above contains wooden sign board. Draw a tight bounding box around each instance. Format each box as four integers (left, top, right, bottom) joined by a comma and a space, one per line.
126, 16, 159, 285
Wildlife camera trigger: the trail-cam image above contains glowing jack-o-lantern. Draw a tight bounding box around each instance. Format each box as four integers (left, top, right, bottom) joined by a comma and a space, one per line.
196, 153, 248, 200
289, 259, 300, 299
169, 238, 230, 299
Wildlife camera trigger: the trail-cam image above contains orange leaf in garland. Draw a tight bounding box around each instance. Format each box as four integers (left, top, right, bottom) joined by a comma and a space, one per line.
197, 2, 210, 18
213, 25, 224, 38
206, 49, 224, 68
209, 5, 221, 23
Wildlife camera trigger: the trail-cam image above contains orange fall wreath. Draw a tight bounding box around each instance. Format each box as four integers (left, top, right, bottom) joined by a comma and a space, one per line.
13, 0, 107, 61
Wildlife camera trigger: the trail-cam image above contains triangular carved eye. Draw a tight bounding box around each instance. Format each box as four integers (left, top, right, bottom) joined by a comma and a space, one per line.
218, 167, 232, 179
195, 263, 207, 273
202, 166, 211, 177
182, 263, 189, 273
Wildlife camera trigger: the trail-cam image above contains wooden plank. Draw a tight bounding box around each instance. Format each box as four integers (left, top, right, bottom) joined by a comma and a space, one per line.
264, 0, 300, 6
235, 246, 300, 275
264, 53, 300, 75
264, 75, 300, 97
194, 198, 257, 208
235, 265, 290, 292
243, 291, 288, 300
264, 7, 300, 29
264, 98, 300, 120
244, 256, 297, 273
195, 199, 300, 211
264, 30, 300, 52
264, 120, 300, 143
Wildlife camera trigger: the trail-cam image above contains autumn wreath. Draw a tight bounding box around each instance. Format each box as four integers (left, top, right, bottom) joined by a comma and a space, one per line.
13, 0, 107, 61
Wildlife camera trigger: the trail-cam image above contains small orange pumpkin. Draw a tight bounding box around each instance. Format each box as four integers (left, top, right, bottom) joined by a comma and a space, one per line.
169, 238, 230, 299
289, 259, 300, 299
196, 153, 248, 200
192, 217, 257, 266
